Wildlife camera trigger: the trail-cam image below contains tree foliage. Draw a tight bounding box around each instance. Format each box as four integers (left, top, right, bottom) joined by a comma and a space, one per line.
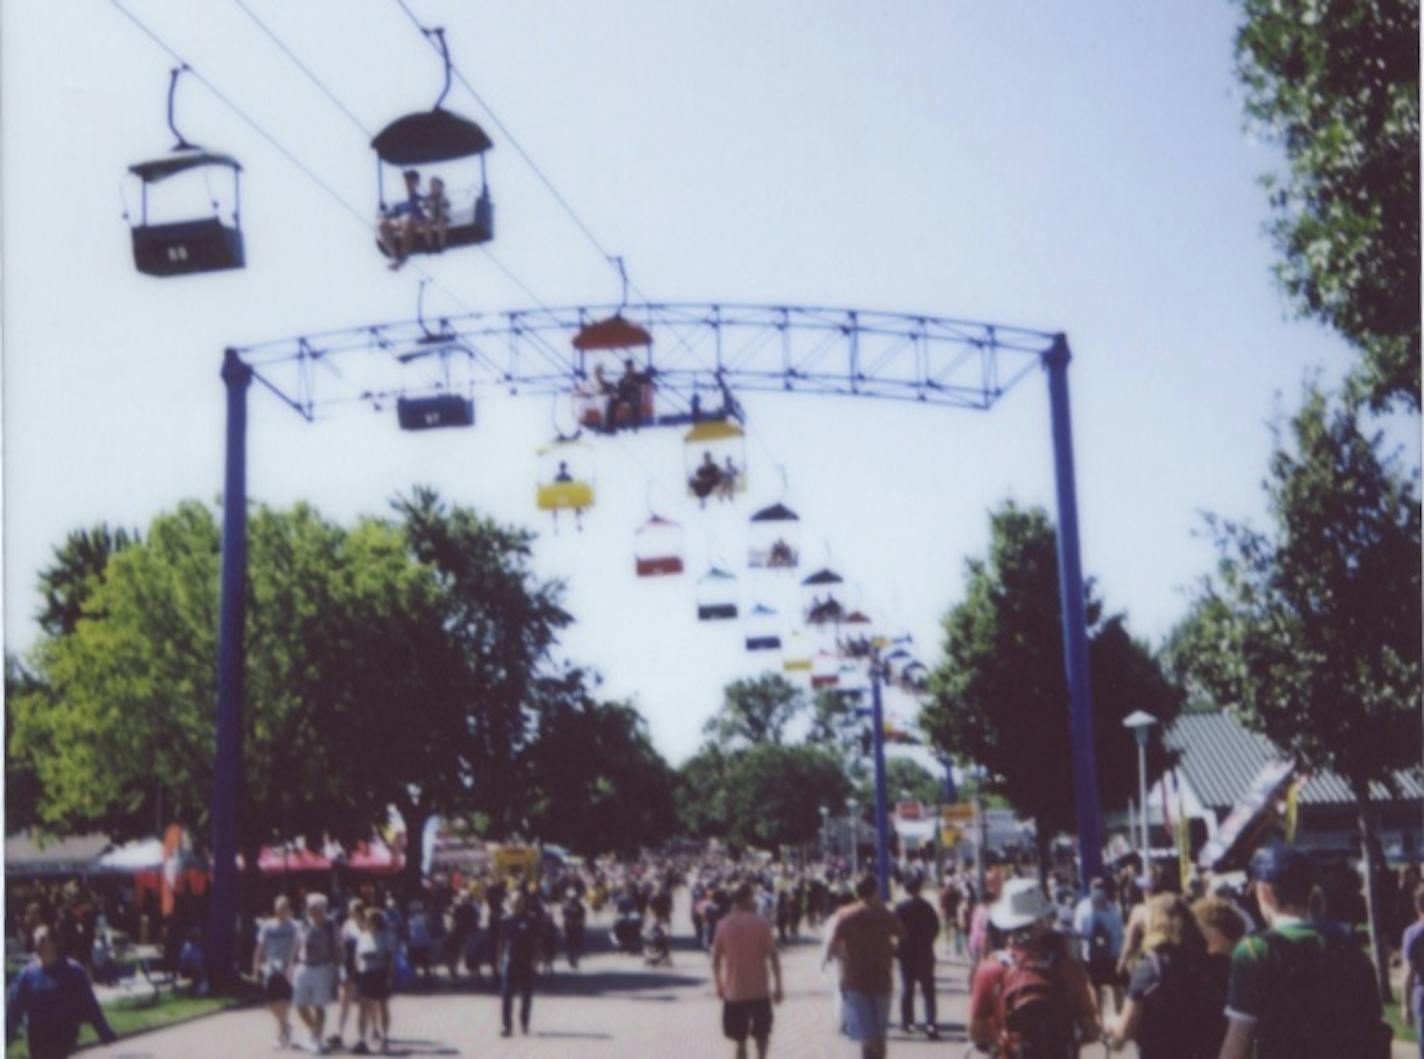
1236, 0, 1420, 410
920, 503, 1183, 844
1167, 386, 1421, 793
1167, 384, 1420, 998
676, 742, 850, 852
35, 523, 137, 639
521, 672, 678, 857
868, 757, 945, 809
701, 672, 807, 748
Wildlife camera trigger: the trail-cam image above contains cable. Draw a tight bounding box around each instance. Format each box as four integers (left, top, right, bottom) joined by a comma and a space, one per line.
390, 0, 654, 305
230, 0, 375, 139
221, 0, 572, 373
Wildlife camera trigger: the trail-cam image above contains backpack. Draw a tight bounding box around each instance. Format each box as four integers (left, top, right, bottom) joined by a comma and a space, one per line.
998, 946, 1077, 1059
1256, 924, 1391, 1059
1087, 917, 1114, 977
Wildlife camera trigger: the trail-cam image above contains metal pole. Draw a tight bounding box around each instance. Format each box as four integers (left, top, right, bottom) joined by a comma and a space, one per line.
870, 659, 892, 898
208, 348, 250, 986
1043, 334, 1105, 886
1138, 735, 1152, 867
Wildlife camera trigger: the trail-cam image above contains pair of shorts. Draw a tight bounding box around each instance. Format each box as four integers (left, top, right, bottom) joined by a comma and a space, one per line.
293, 963, 336, 1006
265, 972, 293, 1002
722, 998, 773, 1042
840, 990, 891, 1043
357, 970, 391, 1001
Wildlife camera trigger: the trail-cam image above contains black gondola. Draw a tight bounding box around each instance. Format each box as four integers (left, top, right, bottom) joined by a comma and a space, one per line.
127, 67, 244, 277
372, 28, 493, 258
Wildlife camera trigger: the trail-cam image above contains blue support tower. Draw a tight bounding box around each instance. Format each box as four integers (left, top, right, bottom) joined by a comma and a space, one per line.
1043, 334, 1105, 886
869, 659, 892, 898
207, 348, 250, 984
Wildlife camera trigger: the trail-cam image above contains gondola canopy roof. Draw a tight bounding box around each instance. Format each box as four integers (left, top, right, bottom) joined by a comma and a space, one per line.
372, 109, 493, 165
572, 314, 652, 352
129, 150, 242, 183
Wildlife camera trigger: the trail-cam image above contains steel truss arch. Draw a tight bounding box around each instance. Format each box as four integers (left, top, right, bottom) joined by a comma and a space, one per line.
231, 302, 1061, 421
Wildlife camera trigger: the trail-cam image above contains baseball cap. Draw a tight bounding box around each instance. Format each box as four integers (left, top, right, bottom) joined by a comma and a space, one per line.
1248, 843, 1314, 890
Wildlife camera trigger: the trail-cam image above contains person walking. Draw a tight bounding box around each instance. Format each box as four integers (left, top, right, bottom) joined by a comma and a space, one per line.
331, 898, 365, 1051
498, 889, 541, 1037
293, 893, 341, 1054
967, 877, 1100, 1058
352, 907, 394, 1055
826, 875, 905, 1059
711, 882, 784, 1059
1072, 877, 1125, 1020
939, 873, 963, 958
892, 872, 940, 1038
1104, 894, 1219, 1058
1218, 844, 1391, 1059
1402, 882, 1424, 1058
5, 925, 117, 1059
562, 888, 587, 970
253, 894, 299, 1049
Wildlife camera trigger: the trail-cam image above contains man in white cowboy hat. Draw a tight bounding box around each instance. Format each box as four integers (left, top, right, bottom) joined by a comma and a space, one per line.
967, 878, 1099, 1058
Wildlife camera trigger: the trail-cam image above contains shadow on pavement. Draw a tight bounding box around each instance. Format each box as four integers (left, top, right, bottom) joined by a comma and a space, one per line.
546, 969, 706, 996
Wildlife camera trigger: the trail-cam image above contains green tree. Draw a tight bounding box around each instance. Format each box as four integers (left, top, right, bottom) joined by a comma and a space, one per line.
1170, 385, 1421, 1000
702, 673, 807, 747
920, 502, 1184, 877
35, 523, 137, 638
865, 757, 945, 810
1235, 0, 1420, 410
678, 743, 849, 853
521, 672, 678, 856
4, 656, 46, 834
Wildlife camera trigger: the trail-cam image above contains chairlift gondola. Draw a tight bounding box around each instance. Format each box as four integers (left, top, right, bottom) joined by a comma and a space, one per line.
744, 604, 782, 652
696, 567, 739, 621
634, 516, 684, 577
781, 631, 812, 673
572, 312, 655, 433
372, 28, 493, 262
811, 652, 840, 689
536, 437, 595, 532
748, 503, 800, 570
802, 568, 845, 626
127, 67, 244, 277
684, 420, 747, 506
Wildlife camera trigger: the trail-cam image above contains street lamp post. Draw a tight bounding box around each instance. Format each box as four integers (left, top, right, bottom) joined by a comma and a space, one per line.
868, 656, 892, 899
819, 806, 829, 864
847, 799, 859, 876
1123, 711, 1158, 873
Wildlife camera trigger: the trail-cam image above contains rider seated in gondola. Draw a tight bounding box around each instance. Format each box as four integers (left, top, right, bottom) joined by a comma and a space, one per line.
689, 452, 723, 507
424, 176, 450, 252
768, 538, 795, 568
609, 359, 646, 431
378, 168, 427, 269
717, 456, 739, 502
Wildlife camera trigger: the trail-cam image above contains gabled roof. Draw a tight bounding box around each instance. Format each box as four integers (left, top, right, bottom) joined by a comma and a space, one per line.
1166, 710, 1424, 810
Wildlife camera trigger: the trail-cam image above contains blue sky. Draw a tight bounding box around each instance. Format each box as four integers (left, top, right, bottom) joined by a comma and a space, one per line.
2, 2, 1392, 763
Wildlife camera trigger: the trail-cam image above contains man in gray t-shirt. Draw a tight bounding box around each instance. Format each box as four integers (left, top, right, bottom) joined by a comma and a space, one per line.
253, 896, 298, 1047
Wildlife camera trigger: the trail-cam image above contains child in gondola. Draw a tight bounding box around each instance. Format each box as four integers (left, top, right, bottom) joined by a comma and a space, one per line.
424, 176, 449, 252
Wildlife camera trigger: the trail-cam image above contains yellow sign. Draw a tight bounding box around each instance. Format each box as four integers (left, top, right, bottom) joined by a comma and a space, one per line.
493, 846, 539, 883
941, 803, 975, 824
940, 826, 962, 847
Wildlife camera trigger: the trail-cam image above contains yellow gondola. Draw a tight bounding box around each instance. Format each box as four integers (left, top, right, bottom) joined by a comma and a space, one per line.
684, 420, 748, 505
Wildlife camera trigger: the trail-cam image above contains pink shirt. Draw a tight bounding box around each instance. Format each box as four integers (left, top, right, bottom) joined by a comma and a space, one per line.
712, 910, 776, 1002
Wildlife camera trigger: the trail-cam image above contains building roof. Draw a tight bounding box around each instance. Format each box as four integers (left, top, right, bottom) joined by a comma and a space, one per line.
1166, 711, 1424, 810
5, 831, 112, 874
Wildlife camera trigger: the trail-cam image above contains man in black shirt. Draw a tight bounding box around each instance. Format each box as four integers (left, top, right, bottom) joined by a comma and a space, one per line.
893, 873, 941, 1039
498, 890, 541, 1037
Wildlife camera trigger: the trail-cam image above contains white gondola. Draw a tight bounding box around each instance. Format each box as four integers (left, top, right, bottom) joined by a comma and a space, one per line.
696, 567, 739, 621
634, 516, 684, 577
748, 503, 800, 570
801, 568, 846, 626
744, 604, 782, 652
782, 631, 812, 673
810, 651, 841, 689
838, 610, 876, 658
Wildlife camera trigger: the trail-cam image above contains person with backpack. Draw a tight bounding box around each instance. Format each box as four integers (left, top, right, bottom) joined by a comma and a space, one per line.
968, 877, 1100, 1058
1104, 894, 1220, 1058
1072, 877, 1125, 1020
1217, 843, 1391, 1059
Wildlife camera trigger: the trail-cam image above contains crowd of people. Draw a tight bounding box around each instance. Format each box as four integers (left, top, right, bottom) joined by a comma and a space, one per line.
5, 846, 1423, 1057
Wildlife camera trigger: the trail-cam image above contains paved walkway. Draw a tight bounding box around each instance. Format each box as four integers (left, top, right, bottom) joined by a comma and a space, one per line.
84, 902, 983, 1059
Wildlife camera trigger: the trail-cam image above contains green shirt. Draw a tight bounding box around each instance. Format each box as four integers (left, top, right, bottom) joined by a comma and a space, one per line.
1225, 919, 1384, 1059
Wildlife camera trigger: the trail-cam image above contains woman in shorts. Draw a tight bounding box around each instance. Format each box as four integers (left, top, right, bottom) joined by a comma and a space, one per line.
353, 908, 393, 1054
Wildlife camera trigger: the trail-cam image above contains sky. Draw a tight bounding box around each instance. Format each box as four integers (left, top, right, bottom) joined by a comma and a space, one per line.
2, 2, 1400, 766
